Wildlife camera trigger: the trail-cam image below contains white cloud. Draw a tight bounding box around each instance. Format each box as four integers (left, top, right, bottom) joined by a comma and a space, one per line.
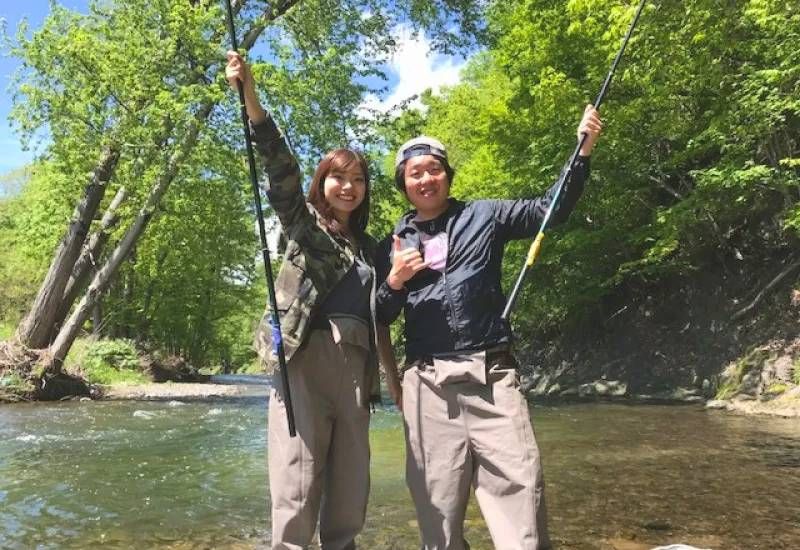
360, 26, 465, 115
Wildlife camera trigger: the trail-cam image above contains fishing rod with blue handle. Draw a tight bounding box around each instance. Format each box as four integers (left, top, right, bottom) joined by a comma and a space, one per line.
501, 0, 648, 321
224, 0, 296, 437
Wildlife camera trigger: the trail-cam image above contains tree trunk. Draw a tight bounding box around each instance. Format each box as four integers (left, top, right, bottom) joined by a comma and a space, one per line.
91, 301, 103, 341
137, 248, 170, 338
47, 104, 213, 370
50, 186, 127, 342
15, 147, 120, 349
42, 3, 296, 370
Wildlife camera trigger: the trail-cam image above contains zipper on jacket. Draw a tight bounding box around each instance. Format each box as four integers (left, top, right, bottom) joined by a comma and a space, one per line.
441, 212, 460, 349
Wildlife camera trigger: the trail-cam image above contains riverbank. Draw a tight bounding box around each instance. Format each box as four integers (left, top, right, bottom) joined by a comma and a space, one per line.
99, 374, 270, 400
523, 379, 800, 418
518, 256, 800, 418
91, 378, 800, 418
706, 386, 800, 418
100, 382, 259, 400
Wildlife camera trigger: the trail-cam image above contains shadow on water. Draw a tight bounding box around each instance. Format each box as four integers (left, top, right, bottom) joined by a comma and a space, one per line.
1, 396, 799, 549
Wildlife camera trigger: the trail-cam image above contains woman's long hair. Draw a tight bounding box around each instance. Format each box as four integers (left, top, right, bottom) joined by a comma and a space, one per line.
307, 148, 370, 239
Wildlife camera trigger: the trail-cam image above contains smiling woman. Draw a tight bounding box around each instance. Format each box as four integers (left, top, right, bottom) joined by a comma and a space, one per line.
225, 51, 402, 548
307, 148, 370, 237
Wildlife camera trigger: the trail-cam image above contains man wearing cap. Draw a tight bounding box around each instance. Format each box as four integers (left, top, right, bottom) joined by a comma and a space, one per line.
376, 105, 602, 549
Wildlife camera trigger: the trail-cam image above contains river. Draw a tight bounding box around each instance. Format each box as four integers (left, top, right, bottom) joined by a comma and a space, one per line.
1, 389, 799, 549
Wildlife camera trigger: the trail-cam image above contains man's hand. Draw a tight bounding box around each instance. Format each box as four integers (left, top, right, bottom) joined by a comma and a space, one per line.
387, 234, 428, 290
577, 104, 603, 156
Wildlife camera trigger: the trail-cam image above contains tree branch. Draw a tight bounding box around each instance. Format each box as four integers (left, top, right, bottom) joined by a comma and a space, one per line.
732, 258, 800, 320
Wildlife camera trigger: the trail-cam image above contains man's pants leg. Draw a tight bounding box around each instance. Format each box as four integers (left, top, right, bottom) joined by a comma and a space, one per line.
403, 367, 472, 550
402, 364, 550, 550
466, 367, 550, 550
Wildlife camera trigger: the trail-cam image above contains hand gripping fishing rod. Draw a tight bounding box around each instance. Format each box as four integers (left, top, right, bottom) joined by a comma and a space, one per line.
224, 0, 296, 437
501, 0, 647, 321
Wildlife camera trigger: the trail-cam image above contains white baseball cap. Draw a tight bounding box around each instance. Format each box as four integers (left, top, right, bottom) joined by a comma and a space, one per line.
395, 136, 448, 168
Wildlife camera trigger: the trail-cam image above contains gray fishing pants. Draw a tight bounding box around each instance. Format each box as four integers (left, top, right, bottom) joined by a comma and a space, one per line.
402, 350, 551, 550
268, 327, 371, 550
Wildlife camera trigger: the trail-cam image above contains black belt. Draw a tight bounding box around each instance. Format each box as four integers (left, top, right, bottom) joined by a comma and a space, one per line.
309, 314, 369, 331
310, 315, 331, 331
404, 345, 517, 372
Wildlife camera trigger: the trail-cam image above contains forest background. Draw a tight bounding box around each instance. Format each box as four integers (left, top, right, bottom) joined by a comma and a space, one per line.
0, 0, 798, 401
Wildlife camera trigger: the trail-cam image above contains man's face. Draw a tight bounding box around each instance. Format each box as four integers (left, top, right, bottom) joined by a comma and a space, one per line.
403, 155, 449, 213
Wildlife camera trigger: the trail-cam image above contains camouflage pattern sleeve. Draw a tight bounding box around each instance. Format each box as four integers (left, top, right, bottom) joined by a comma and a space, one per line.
250, 117, 312, 231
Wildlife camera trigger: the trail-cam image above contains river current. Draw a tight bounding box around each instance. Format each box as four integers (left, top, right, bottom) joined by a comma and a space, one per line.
1, 394, 798, 549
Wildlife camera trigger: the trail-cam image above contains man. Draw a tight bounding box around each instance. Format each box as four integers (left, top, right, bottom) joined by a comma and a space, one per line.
376, 105, 602, 550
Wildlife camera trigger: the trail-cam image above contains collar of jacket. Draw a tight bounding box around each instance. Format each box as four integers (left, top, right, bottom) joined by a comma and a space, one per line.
393, 198, 465, 244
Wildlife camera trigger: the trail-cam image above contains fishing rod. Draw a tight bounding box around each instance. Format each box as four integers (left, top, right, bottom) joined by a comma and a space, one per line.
501, 0, 648, 321
224, 0, 296, 437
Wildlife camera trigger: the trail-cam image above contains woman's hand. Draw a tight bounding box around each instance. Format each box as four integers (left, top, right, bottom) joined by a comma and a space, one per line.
225, 51, 267, 124
577, 104, 603, 156
386, 371, 403, 412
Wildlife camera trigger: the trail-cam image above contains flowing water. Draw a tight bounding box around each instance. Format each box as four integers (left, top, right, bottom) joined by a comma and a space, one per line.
1, 390, 799, 549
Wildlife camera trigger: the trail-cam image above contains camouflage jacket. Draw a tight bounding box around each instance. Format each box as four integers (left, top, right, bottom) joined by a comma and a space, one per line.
250, 116, 381, 405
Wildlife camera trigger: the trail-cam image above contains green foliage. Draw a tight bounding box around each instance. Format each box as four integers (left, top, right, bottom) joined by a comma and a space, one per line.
4, 0, 798, 369
0, 165, 71, 326
371, 0, 800, 337
66, 338, 148, 385
715, 347, 770, 400
793, 358, 800, 386
1, 0, 488, 368
239, 357, 266, 375
765, 382, 788, 395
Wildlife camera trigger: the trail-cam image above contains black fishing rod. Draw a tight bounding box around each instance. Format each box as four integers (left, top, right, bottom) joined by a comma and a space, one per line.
224, 0, 296, 437
502, 0, 648, 321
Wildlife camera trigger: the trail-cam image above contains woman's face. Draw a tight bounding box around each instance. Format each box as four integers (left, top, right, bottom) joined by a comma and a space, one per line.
323, 163, 366, 220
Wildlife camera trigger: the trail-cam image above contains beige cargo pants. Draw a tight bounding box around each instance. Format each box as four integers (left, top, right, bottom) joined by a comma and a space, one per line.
268, 327, 371, 550
402, 351, 550, 550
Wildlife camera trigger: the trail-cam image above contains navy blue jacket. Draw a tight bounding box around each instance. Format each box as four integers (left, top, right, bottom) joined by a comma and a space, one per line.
375, 157, 590, 362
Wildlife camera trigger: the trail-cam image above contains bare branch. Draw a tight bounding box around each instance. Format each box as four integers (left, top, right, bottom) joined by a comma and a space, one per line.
732, 258, 800, 320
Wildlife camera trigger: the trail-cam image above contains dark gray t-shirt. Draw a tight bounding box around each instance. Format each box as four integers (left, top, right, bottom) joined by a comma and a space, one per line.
315, 253, 372, 322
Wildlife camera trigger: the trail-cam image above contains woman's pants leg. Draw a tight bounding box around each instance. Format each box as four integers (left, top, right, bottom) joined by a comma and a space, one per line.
268, 329, 370, 550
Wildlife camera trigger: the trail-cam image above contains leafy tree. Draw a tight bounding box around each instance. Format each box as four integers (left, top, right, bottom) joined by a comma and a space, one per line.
2, 0, 488, 380
377, 0, 800, 341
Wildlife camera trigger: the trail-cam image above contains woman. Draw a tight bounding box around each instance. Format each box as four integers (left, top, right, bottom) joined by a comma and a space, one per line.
226, 52, 401, 549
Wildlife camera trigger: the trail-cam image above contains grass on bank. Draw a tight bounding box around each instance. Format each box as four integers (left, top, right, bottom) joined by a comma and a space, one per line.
64, 338, 149, 385
0, 322, 13, 340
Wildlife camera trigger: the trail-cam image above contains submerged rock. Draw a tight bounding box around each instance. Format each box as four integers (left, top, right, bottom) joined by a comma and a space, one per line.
578, 379, 628, 397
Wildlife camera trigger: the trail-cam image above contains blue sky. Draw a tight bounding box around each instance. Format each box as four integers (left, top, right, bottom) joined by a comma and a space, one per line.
1, 1, 90, 174
0, 2, 466, 176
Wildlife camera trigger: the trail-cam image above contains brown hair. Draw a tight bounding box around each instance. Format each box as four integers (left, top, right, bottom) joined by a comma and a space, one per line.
307, 148, 370, 238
